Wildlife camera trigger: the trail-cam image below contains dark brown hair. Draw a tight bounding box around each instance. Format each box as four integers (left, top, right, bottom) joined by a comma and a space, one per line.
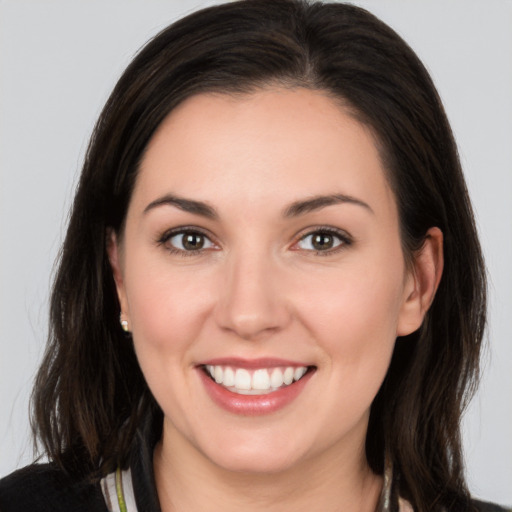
31, 1, 486, 510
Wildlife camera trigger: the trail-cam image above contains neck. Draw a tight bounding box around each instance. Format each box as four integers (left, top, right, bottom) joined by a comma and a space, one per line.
153, 421, 383, 512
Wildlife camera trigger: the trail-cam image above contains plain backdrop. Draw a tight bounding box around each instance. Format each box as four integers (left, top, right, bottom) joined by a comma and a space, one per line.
1, 0, 511, 505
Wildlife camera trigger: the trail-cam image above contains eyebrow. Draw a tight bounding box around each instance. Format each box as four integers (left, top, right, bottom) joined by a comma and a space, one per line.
144, 194, 218, 219
283, 194, 374, 217
143, 192, 373, 219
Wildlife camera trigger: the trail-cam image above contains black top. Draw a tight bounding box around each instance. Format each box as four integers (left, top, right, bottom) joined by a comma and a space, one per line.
0, 413, 163, 512
0, 463, 107, 512
0, 414, 509, 511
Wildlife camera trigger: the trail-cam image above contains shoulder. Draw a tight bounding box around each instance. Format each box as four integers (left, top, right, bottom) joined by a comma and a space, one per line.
0, 463, 108, 512
472, 499, 511, 512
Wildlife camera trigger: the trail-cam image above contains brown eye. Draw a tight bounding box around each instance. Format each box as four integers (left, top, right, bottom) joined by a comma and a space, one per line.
167, 231, 214, 252
182, 233, 205, 250
311, 233, 335, 250
296, 230, 348, 253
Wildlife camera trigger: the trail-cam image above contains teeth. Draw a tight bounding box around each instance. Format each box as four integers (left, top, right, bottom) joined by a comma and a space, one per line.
223, 367, 235, 387
252, 369, 271, 390
294, 367, 307, 381
270, 368, 284, 388
234, 369, 251, 390
283, 367, 294, 385
205, 364, 309, 394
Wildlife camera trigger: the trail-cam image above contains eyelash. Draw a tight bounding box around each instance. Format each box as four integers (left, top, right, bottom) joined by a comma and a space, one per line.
156, 226, 217, 257
294, 226, 352, 256
156, 226, 352, 257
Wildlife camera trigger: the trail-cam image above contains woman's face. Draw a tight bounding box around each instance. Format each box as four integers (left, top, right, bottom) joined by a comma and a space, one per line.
110, 88, 428, 474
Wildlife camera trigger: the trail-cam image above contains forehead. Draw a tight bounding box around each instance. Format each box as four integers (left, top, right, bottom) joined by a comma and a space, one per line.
134, 87, 396, 219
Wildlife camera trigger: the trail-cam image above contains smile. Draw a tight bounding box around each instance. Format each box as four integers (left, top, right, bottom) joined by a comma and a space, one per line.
204, 365, 309, 395
198, 359, 316, 415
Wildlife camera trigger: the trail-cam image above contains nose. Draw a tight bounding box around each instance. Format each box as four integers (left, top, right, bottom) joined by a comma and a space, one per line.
214, 250, 291, 341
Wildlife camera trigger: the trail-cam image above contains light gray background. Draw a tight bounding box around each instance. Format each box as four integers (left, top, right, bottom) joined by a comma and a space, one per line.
1, 0, 511, 505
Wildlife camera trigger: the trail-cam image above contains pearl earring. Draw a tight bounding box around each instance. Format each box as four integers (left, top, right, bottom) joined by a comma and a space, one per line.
120, 315, 129, 332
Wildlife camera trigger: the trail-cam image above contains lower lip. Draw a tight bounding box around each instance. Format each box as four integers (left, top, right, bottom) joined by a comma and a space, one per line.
198, 368, 314, 416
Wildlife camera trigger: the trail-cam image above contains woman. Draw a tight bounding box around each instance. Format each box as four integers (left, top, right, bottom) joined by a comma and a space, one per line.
0, 1, 507, 511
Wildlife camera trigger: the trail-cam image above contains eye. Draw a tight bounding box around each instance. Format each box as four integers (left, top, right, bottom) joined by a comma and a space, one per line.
159, 229, 216, 254
295, 229, 350, 253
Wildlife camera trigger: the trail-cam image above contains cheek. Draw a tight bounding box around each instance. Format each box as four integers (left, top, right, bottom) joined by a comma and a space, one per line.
302, 260, 403, 338
296, 252, 405, 396
122, 257, 220, 424
123, 255, 216, 364
298, 278, 402, 439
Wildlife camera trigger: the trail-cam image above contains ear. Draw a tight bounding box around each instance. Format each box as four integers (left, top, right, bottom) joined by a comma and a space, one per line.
396, 227, 444, 336
106, 229, 130, 321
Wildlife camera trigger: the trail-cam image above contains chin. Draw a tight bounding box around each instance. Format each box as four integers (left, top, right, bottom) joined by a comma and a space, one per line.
197, 431, 307, 475
210, 449, 302, 475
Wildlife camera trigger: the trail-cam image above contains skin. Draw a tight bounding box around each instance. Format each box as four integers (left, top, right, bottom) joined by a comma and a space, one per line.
108, 88, 443, 512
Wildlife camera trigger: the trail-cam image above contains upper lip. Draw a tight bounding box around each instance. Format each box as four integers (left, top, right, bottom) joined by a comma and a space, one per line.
197, 357, 313, 369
